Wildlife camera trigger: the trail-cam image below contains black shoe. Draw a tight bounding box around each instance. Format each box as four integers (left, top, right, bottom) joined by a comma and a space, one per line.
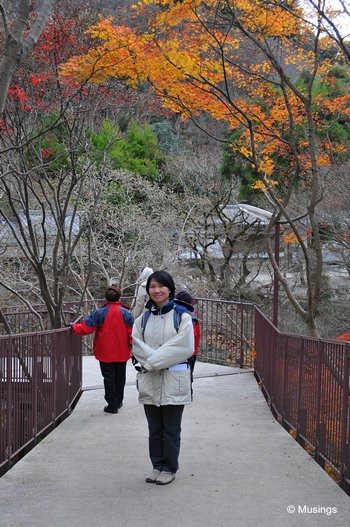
117, 402, 123, 409
104, 405, 118, 414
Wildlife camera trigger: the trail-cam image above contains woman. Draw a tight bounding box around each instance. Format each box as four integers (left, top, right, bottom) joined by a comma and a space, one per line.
132, 270, 194, 485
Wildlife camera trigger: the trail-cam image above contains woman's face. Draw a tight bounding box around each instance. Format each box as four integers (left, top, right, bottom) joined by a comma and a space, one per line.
148, 278, 170, 307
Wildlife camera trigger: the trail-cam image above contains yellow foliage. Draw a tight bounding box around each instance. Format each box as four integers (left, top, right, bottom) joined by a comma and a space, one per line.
283, 231, 306, 244
331, 144, 347, 155
59, 0, 347, 188
241, 2, 302, 37
239, 146, 252, 159
258, 157, 275, 176
251, 177, 279, 191
316, 153, 331, 167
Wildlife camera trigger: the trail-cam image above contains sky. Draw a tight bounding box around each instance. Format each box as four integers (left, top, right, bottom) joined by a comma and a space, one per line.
302, 0, 350, 37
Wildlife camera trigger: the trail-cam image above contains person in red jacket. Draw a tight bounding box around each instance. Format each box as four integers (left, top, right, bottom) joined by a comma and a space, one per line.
174, 290, 201, 382
71, 286, 134, 414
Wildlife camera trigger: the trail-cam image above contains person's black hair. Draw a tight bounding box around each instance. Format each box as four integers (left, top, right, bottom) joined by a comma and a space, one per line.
146, 270, 175, 300
105, 286, 121, 302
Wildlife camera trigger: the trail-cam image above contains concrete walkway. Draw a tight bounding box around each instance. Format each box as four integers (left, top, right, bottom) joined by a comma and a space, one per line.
0, 358, 348, 527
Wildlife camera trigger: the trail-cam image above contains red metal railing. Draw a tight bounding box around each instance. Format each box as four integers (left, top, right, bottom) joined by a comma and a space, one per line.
0, 327, 82, 477
1, 298, 349, 494
61, 297, 256, 367
0, 308, 78, 335
254, 307, 350, 493
196, 298, 255, 367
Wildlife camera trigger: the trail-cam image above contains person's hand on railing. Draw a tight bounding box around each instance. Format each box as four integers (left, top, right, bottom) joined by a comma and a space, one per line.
65, 315, 82, 329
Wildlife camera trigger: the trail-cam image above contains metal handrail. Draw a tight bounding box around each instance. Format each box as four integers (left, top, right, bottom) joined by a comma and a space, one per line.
0, 326, 82, 477
254, 308, 349, 494
0, 298, 349, 495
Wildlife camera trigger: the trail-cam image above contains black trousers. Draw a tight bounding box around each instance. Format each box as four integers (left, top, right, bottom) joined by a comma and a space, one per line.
144, 404, 184, 474
99, 361, 127, 409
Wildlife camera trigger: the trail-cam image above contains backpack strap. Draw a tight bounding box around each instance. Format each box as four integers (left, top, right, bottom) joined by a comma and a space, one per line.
173, 309, 182, 332
173, 304, 195, 331
141, 310, 152, 340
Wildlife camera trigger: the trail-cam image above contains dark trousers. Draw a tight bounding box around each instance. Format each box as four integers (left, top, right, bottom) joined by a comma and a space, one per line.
144, 404, 184, 474
99, 361, 127, 409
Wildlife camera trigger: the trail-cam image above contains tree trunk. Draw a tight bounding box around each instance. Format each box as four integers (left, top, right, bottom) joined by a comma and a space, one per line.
0, 0, 56, 114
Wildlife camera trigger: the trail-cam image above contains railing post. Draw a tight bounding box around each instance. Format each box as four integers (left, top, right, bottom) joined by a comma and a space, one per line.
272, 222, 280, 328
240, 305, 244, 368
314, 341, 323, 465
270, 323, 276, 402
296, 338, 304, 443
6, 338, 13, 470
341, 343, 350, 491
52, 331, 57, 422
66, 330, 71, 410
254, 307, 260, 378
32, 334, 39, 441
281, 335, 288, 422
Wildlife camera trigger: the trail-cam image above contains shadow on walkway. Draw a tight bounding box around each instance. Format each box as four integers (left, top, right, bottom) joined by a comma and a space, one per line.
0, 359, 348, 527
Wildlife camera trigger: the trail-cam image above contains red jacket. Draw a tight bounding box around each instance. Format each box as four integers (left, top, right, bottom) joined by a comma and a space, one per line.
193, 319, 201, 356
72, 302, 134, 362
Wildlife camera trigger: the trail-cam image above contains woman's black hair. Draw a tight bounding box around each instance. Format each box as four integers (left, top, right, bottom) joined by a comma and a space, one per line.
146, 270, 175, 300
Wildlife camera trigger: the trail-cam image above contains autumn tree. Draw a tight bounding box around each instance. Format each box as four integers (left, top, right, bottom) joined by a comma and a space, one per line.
61, 0, 350, 335
0, 0, 57, 113
0, 5, 116, 327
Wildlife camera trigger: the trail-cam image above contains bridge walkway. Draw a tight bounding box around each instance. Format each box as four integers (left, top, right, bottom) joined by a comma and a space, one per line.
0, 359, 348, 526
